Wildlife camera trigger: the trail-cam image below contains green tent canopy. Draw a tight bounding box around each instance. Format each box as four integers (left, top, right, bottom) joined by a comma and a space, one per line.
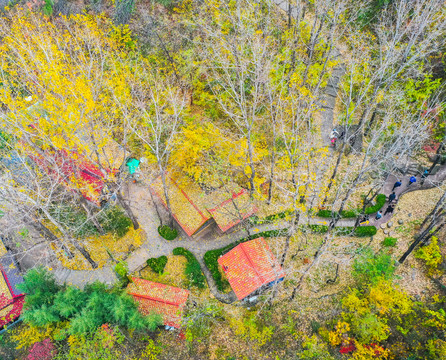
126, 158, 140, 174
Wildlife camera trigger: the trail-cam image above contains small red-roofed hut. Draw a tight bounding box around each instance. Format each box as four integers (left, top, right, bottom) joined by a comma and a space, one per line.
127, 278, 189, 328
0, 242, 25, 329
218, 237, 285, 300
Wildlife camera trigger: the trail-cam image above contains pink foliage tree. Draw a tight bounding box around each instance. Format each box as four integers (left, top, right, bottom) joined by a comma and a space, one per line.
27, 338, 57, 360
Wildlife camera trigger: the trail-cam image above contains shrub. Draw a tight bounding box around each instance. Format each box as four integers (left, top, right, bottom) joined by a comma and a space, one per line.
415, 237, 442, 276
204, 248, 230, 292
158, 225, 178, 240
354, 226, 377, 237
27, 338, 56, 360
364, 194, 387, 215
334, 227, 354, 236
317, 209, 337, 218
382, 237, 397, 247
172, 248, 206, 289
264, 210, 293, 221
353, 247, 396, 285
114, 261, 129, 286
308, 225, 329, 233
340, 209, 359, 218
146, 256, 168, 274
102, 207, 132, 238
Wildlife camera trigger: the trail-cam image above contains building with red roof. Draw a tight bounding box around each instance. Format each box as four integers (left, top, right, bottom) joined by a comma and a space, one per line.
127, 278, 189, 329
0, 241, 25, 329
150, 176, 257, 236
218, 237, 285, 300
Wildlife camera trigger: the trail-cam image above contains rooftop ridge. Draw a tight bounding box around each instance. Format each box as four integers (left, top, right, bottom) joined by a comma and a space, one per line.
239, 238, 266, 284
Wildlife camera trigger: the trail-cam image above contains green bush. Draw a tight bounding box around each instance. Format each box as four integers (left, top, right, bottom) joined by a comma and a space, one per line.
340, 209, 360, 218
147, 256, 168, 274
172, 248, 206, 289
114, 261, 129, 281
334, 227, 354, 236
308, 225, 329, 233
354, 226, 377, 237
316, 194, 386, 218
250, 210, 294, 225
102, 206, 132, 238
317, 209, 337, 218
264, 210, 293, 221
364, 194, 387, 215
353, 247, 396, 285
158, 225, 178, 240
382, 237, 398, 247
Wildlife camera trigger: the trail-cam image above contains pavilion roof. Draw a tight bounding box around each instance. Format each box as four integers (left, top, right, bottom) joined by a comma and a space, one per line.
150, 176, 257, 235
127, 278, 189, 328
218, 237, 285, 300
150, 177, 211, 236
0, 256, 24, 328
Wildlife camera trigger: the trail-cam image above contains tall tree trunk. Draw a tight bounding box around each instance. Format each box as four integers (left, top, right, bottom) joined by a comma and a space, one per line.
399, 214, 445, 264
364, 107, 378, 138
116, 191, 139, 230
354, 187, 380, 228
280, 212, 300, 266
321, 144, 345, 206
39, 210, 98, 268
160, 168, 174, 228
428, 142, 445, 175
247, 129, 256, 197
69, 238, 98, 269
267, 92, 277, 205
148, 183, 163, 226
80, 198, 105, 235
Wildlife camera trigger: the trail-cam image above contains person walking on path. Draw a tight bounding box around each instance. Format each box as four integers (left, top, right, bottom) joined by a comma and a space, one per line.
388, 192, 396, 203
329, 129, 339, 148
375, 210, 383, 220
408, 176, 417, 187
384, 204, 394, 216
421, 169, 429, 185
392, 180, 402, 191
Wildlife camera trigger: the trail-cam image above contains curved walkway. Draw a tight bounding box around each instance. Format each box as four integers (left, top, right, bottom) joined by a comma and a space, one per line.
51, 163, 446, 300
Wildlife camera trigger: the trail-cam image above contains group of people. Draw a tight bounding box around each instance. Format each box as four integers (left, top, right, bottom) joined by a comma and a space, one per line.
374, 170, 429, 220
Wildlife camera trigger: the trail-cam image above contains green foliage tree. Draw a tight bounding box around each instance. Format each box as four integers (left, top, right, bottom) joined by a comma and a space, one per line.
19, 269, 161, 335
353, 247, 396, 285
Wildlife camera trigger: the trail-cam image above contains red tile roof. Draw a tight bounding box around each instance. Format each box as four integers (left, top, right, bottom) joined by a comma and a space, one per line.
218, 237, 285, 300
127, 278, 189, 328
0, 268, 24, 329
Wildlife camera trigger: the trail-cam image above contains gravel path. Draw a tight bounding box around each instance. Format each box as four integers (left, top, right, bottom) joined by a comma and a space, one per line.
47, 5, 446, 298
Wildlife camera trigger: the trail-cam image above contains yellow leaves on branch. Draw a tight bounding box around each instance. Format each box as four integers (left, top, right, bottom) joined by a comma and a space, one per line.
0, 9, 135, 170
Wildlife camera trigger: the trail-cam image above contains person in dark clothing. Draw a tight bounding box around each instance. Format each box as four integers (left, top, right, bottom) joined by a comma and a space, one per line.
384, 205, 394, 216
392, 180, 402, 191
388, 192, 396, 202
408, 176, 417, 186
